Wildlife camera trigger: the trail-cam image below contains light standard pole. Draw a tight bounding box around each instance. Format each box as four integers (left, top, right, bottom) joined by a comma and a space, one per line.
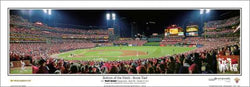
200, 9, 210, 40
106, 13, 110, 28
204, 22, 207, 40
106, 12, 118, 38
106, 13, 116, 28
112, 13, 116, 28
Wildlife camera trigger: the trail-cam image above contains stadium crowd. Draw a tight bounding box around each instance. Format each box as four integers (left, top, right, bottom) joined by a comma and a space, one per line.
10, 26, 109, 40
205, 16, 240, 29
10, 42, 96, 61
10, 15, 109, 42
31, 41, 239, 74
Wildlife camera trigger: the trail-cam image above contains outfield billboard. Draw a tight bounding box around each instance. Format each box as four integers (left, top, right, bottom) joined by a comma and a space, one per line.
186, 32, 198, 36
178, 32, 184, 36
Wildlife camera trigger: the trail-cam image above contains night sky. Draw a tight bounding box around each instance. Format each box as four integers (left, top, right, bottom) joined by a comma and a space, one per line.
10, 10, 240, 37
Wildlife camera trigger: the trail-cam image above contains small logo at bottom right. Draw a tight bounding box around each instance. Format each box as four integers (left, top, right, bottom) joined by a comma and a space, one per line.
234, 77, 240, 83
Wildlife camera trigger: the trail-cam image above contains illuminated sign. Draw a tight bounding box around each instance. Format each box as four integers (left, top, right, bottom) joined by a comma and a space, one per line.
169, 28, 178, 34
178, 32, 184, 36
186, 32, 198, 36
152, 33, 158, 36
186, 27, 198, 32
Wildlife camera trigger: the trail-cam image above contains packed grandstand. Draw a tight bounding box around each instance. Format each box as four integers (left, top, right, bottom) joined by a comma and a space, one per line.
10, 14, 240, 74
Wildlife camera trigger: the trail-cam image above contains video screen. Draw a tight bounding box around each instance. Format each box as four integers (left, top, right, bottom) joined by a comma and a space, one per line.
169, 28, 179, 34
9, 9, 240, 75
186, 27, 198, 32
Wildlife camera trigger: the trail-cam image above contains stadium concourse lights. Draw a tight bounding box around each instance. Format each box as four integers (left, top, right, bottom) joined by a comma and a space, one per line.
200, 9, 210, 14
43, 9, 52, 15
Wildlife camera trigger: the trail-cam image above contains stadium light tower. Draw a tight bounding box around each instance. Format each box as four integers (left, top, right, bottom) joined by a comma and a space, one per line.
106, 12, 116, 28
43, 9, 52, 15
43, 9, 47, 13
200, 9, 204, 14
48, 9, 52, 15
206, 9, 210, 13
200, 9, 211, 40
200, 9, 210, 14
106, 13, 110, 20
112, 13, 116, 20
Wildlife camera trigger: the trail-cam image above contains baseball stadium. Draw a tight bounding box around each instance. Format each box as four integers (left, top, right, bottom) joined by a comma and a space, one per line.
9, 9, 240, 74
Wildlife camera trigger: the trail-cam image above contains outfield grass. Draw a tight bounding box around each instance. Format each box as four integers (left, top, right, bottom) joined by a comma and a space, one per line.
55, 46, 196, 61
143, 42, 160, 46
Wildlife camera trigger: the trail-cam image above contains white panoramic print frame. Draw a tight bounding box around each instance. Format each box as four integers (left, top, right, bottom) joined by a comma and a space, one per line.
1, 0, 249, 87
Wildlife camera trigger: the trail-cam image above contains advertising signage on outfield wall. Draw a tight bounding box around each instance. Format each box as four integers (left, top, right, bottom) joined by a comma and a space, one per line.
178, 32, 184, 36
186, 32, 198, 36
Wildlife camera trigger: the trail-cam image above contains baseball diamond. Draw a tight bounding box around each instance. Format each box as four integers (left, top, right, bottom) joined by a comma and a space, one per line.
53, 46, 196, 61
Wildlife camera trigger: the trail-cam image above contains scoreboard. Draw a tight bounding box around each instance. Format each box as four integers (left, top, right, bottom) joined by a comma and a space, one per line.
169, 28, 179, 34
165, 25, 184, 37
186, 27, 198, 32
186, 25, 199, 36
